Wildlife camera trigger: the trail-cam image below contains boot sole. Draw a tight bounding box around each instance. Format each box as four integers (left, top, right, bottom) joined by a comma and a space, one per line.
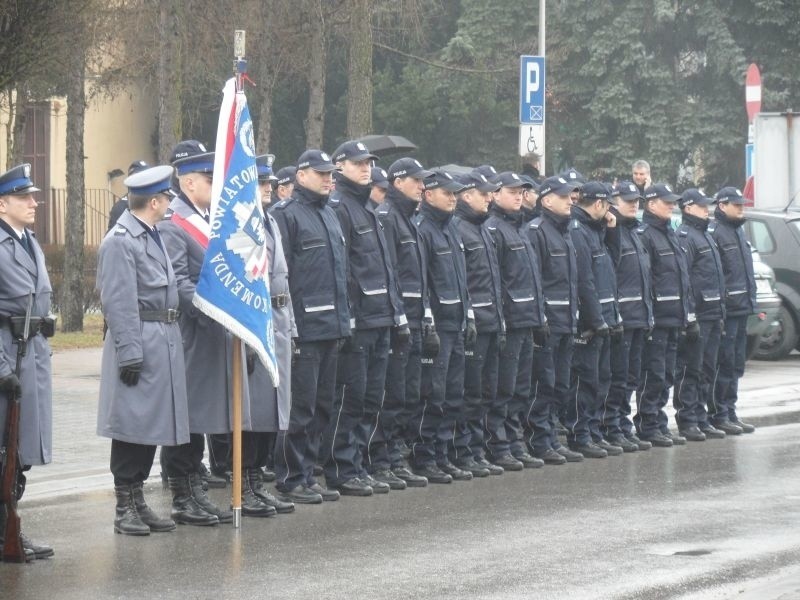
174, 518, 219, 526
398, 479, 428, 487
114, 526, 150, 536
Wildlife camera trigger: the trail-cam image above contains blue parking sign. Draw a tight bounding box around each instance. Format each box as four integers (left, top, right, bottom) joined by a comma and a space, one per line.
520, 56, 545, 124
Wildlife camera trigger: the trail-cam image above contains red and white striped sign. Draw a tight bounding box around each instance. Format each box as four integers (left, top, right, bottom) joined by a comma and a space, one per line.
745, 63, 761, 123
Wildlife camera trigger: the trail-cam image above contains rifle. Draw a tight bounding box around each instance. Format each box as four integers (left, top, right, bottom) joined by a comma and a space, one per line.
1, 291, 34, 562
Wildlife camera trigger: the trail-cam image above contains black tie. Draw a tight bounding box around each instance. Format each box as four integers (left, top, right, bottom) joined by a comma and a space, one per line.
19, 232, 34, 259
151, 226, 165, 251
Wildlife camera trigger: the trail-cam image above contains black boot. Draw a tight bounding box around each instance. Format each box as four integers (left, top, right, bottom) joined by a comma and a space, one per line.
168, 477, 219, 526
240, 471, 277, 517
247, 469, 295, 513
114, 485, 150, 536
131, 483, 175, 532
189, 473, 233, 524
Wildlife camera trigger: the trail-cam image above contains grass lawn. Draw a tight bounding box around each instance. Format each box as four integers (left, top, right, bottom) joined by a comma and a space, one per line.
49, 313, 105, 351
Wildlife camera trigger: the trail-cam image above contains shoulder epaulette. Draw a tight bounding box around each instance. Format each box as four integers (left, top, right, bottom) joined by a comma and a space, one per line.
678, 228, 688, 237
570, 220, 580, 230
529, 217, 542, 229
707, 222, 716, 233
636, 224, 648, 234
163, 209, 174, 220
376, 204, 390, 216
272, 199, 289, 211
114, 226, 127, 236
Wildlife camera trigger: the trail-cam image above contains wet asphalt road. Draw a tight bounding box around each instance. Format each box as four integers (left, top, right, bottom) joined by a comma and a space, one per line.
3, 348, 800, 599
5, 420, 800, 599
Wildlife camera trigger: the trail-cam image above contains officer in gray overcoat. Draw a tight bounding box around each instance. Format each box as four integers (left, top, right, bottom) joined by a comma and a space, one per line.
96, 165, 188, 536
159, 144, 257, 521
0, 164, 55, 559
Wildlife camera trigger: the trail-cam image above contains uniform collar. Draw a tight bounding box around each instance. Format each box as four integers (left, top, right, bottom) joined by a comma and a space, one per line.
294, 183, 330, 207
682, 212, 709, 232
643, 209, 670, 230
489, 202, 524, 225
420, 200, 453, 225
541, 208, 571, 232
386, 186, 420, 218
455, 200, 488, 225
714, 206, 745, 228
334, 173, 371, 206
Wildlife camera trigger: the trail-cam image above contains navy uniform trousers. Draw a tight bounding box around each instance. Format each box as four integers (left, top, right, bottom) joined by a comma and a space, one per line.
368, 328, 422, 471
565, 334, 607, 446
602, 328, 645, 438
635, 327, 679, 438
526, 332, 574, 453
410, 330, 465, 467
674, 320, 723, 430
712, 314, 747, 425
324, 327, 390, 486
274, 339, 338, 492
453, 331, 499, 462
485, 328, 531, 460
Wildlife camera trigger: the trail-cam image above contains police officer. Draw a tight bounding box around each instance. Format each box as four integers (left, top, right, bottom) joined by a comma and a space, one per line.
324, 140, 408, 496
108, 160, 149, 230
160, 145, 250, 522
411, 168, 474, 483
601, 182, 653, 452
369, 166, 390, 211
484, 171, 545, 471
234, 154, 296, 515
272, 149, 350, 504
673, 189, 727, 442
709, 187, 757, 435
525, 176, 583, 465
271, 166, 296, 206
560, 168, 586, 204
635, 183, 695, 447
97, 165, 187, 536
566, 182, 623, 458
0, 164, 55, 557
371, 158, 435, 489
451, 171, 503, 476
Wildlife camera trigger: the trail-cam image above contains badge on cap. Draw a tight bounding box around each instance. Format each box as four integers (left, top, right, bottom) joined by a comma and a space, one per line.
321, 152, 330, 161
629, 184, 636, 192
414, 160, 422, 168
357, 142, 367, 151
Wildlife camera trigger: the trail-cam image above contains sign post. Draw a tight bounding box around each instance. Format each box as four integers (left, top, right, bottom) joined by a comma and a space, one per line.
745, 63, 761, 205
519, 55, 546, 171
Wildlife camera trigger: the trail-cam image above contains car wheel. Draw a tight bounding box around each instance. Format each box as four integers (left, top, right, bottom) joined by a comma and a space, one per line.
755, 304, 797, 361
746, 335, 760, 360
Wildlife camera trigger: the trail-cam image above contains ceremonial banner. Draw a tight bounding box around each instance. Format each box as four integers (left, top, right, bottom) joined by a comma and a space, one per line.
193, 78, 278, 386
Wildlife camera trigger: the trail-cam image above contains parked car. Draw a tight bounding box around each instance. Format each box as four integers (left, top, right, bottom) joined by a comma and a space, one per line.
742, 208, 800, 360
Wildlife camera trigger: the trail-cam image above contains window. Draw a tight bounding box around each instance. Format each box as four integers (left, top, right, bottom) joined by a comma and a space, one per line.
747, 220, 775, 254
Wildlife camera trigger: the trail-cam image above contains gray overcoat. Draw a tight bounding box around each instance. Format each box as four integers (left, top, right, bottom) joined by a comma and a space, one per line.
96, 211, 190, 446
0, 226, 53, 466
160, 196, 252, 434
247, 213, 295, 432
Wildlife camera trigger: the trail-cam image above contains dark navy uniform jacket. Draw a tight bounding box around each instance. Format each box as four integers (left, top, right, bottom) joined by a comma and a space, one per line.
709, 208, 756, 318
613, 213, 653, 330
272, 184, 350, 342
452, 201, 504, 334
570, 206, 621, 333
415, 201, 471, 333
485, 203, 545, 331
526, 208, 578, 335
677, 212, 726, 322
330, 175, 406, 330
637, 210, 693, 328
376, 188, 431, 329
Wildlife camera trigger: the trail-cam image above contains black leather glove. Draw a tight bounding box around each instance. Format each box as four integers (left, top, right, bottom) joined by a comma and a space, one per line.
422, 317, 435, 339
610, 323, 624, 338
595, 323, 610, 338
0, 373, 22, 397
339, 329, 357, 353
685, 320, 700, 341
391, 323, 412, 352
498, 332, 507, 352
465, 319, 478, 349
246, 349, 256, 375
532, 323, 550, 347
119, 361, 143, 386
421, 326, 440, 359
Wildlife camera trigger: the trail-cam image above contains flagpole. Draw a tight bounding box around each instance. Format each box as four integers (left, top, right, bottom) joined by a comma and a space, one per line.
230, 29, 247, 530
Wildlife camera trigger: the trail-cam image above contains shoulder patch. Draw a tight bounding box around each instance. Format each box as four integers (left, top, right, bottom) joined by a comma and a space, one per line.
272, 199, 289, 210
487, 226, 497, 231
636, 224, 648, 234
376, 205, 389, 216
571, 220, 580, 229
678, 228, 688, 236
707, 223, 716, 232
114, 226, 127, 236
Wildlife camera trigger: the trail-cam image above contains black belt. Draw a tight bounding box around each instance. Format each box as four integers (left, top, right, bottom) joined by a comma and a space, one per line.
271, 294, 289, 309
0, 315, 56, 338
139, 309, 181, 323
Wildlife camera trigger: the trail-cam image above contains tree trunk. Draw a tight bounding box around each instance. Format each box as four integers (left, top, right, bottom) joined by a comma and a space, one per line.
305, 0, 326, 148
6, 84, 29, 168
158, 0, 182, 162
255, 0, 277, 153
62, 46, 86, 332
346, 0, 373, 138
